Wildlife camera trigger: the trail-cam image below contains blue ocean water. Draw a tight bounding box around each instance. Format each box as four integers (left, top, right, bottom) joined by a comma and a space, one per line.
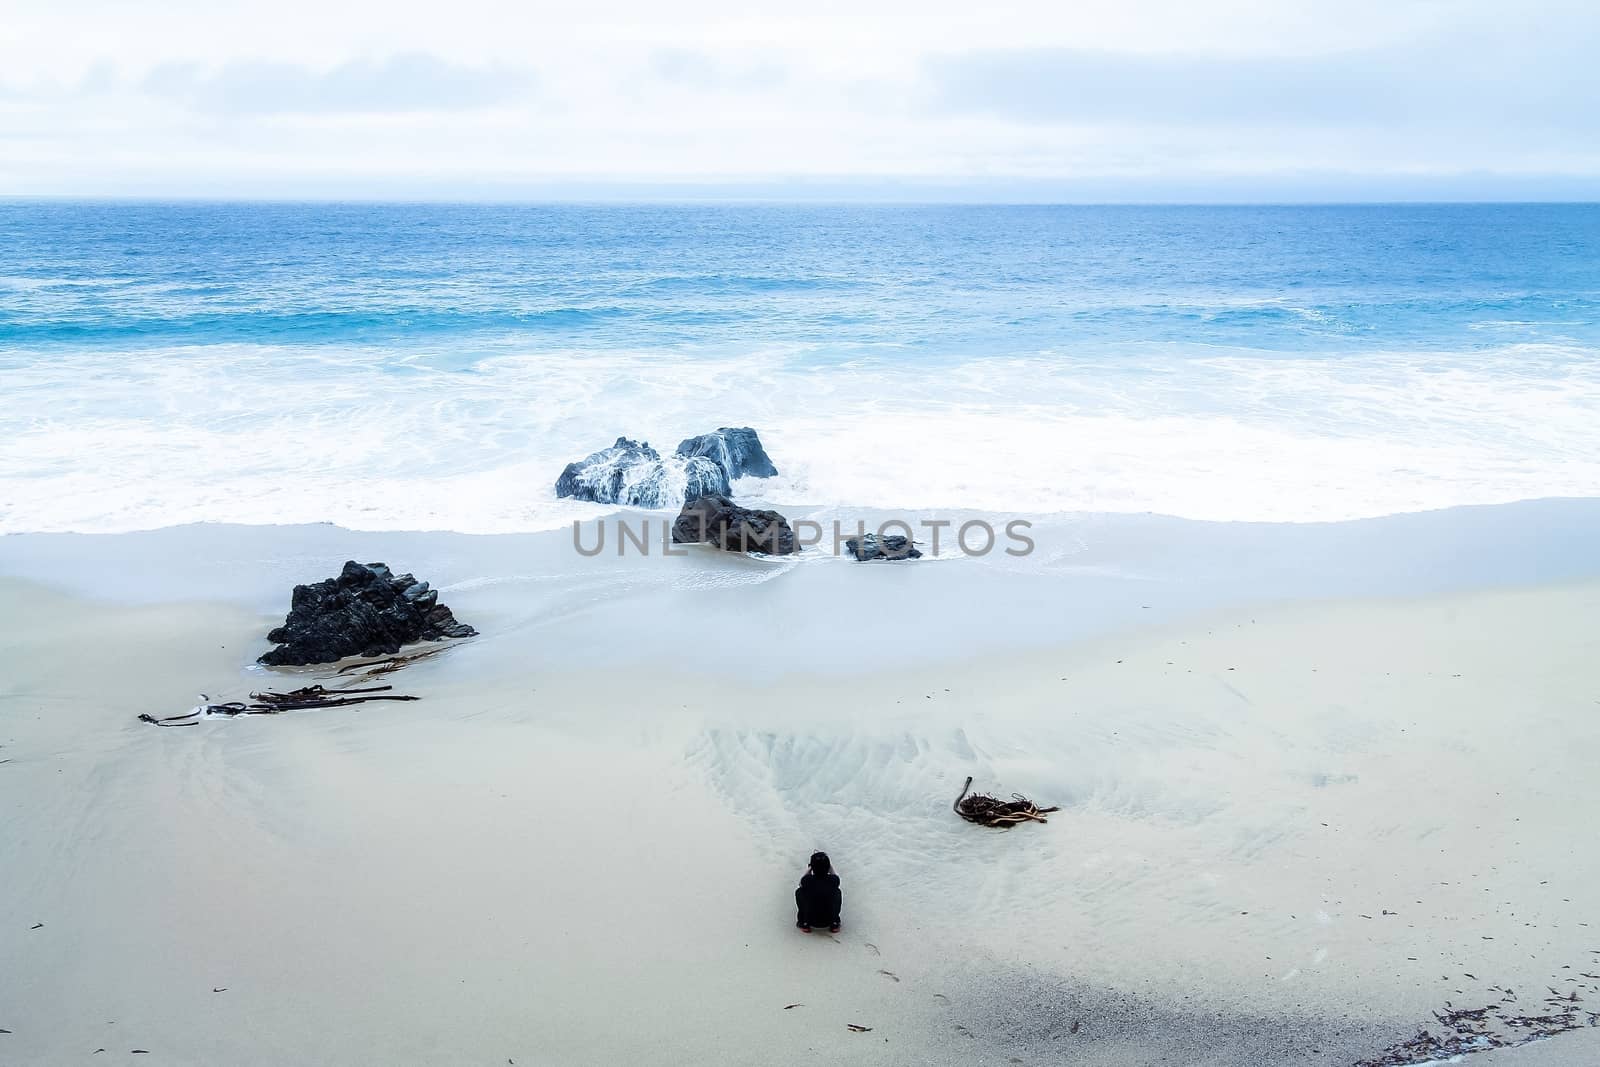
2, 201, 1599, 532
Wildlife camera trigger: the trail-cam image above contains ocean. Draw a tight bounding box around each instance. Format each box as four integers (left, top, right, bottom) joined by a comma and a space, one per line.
6, 203, 1600, 1067
3, 201, 1599, 534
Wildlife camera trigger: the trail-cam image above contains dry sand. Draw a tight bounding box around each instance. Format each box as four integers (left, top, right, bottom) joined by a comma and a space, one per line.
2, 575, 1599, 1065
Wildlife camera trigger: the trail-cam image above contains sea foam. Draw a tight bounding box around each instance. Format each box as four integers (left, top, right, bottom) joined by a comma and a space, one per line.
3, 340, 1599, 534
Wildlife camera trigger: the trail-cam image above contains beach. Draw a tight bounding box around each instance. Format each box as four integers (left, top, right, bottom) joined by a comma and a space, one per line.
4, 200, 1600, 1064
3, 509, 1599, 1065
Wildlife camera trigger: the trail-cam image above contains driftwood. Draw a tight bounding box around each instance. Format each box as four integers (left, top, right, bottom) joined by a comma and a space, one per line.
139, 684, 419, 727
336, 647, 449, 676
138, 642, 463, 727
246, 683, 420, 711
953, 775, 1060, 827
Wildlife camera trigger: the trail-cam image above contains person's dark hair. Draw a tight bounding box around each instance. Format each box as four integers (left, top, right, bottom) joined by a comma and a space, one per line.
809, 851, 831, 877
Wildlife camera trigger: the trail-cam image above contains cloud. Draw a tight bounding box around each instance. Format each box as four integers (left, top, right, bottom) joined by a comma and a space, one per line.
927, 50, 1383, 125
140, 53, 532, 115
3, 2, 1600, 198
924, 28, 1600, 134
649, 49, 786, 91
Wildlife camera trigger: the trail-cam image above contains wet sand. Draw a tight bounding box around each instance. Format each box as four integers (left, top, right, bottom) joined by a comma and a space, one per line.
3, 559, 1598, 1064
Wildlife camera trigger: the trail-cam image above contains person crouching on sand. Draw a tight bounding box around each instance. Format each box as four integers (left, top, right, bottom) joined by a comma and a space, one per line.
795, 851, 841, 933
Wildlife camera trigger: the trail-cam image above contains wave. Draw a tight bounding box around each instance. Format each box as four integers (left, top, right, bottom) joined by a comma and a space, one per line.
0, 305, 700, 348
3, 339, 1600, 534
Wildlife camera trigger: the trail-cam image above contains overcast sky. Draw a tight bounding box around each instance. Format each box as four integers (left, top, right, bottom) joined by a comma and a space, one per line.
2, 0, 1598, 200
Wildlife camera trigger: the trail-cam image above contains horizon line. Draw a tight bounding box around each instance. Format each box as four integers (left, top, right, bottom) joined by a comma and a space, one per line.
5, 171, 1600, 208
6, 194, 1600, 209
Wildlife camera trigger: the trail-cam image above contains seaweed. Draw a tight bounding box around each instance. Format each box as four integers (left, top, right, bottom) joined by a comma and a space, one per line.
139, 683, 419, 726
1354, 985, 1597, 1066
335, 647, 450, 676
953, 775, 1060, 828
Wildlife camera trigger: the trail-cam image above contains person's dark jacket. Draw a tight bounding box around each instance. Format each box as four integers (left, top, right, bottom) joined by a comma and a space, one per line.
795, 871, 842, 927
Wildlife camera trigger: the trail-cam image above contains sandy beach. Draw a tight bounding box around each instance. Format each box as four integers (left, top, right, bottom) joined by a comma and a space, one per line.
5, 16, 1600, 1059
3, 510, 1599, 1065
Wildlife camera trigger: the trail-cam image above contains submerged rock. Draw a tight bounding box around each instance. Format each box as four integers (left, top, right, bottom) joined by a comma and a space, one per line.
554, 437, 730, 508
845, 533, 923, 561
258, 561, 477, 666
674, 426, 778, 480
671, 493, 797, 555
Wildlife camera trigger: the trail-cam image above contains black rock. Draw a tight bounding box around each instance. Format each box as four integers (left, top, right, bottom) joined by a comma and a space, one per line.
258, 561, 477, 666
845, 533, 923, 561
554, 437, 731, 507
674, 427, 778, 480
671, 493, 796, 555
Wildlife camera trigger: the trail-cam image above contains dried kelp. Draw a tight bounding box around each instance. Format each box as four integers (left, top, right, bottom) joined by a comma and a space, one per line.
248, 684, 418, 710
953, 775, 1060, 827
1355, 983, 1598, 1066
139, 642, 461, 726
139, 683, 418, 727
336, 647, 449, 677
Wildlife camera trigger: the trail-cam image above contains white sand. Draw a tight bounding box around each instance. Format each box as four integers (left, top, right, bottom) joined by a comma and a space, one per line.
3, 572, 1599, 1065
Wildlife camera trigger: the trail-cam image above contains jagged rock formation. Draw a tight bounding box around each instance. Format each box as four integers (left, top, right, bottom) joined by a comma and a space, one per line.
674, 426, 779, 480
554, 437, 730, 507
671, 493, 797, 555
845, 533, 923, 561
258, 561, 477, 666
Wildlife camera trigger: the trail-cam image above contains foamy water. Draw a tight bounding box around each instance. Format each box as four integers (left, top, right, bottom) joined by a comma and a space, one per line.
4, 202, 1600, 533
3, 340, 1598, 532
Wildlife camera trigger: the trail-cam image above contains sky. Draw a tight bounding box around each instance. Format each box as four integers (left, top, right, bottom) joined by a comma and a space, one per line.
2, 0, 1598, 200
